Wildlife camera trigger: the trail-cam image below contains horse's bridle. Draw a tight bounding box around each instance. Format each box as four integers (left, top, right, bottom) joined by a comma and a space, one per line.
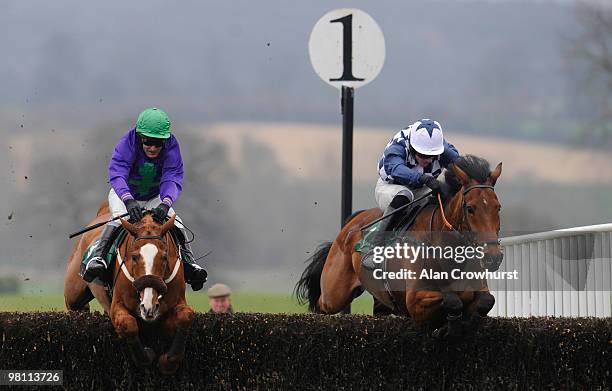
430, 184, 500, 248
114, 233, 182, 302
134, 234, 170, 273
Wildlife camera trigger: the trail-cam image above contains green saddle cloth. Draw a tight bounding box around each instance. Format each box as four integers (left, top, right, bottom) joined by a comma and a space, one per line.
355, 194, 434, 254
81, 229, 128, 280
355, 221, 383, 253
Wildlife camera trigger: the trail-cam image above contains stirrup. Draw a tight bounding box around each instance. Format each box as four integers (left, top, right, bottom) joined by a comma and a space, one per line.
82, 257, 107, 282
87, 256, 107, 268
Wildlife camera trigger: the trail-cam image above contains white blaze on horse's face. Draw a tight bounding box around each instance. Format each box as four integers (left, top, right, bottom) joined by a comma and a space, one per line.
139, 243, 160, 321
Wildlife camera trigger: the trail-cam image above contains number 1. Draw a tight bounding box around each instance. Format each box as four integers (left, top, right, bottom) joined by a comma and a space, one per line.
329, 14, 364, 82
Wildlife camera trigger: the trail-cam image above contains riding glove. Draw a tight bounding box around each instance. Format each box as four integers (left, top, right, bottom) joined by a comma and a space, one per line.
124, 199, 143, 223
152, 203, 170, 223
420, 174, 441, 194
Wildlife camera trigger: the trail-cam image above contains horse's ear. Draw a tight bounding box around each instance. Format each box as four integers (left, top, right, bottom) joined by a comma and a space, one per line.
452, 164, 470, 186
489, 162, 502, 186
160, 214, 176, 236
120, 218, 139, 237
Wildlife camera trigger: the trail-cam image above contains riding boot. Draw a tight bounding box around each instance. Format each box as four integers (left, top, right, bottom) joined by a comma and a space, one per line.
82, 224, 119, 283
174, 226, 208, 291
372, 195, 411, 246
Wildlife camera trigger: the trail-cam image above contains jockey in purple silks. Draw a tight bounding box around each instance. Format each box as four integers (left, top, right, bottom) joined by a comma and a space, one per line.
81, 107, 208, 291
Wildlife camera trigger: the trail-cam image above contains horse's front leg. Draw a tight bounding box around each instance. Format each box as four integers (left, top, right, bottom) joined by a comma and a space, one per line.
465, 290, 495, 329
423, 291, 464, 340
158, 302, 195, 375
111, 303, 155, 367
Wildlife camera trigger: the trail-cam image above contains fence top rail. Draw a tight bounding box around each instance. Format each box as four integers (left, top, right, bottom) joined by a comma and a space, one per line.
500, 223, 612, 246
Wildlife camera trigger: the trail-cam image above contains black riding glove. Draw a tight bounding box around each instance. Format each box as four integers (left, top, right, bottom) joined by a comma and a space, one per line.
420, 174, 441, 194
124, 199, 143, 223
152, 203, 170, 223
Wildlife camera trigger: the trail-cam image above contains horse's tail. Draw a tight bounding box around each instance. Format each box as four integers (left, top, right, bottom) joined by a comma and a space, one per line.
295, 241, 333, 312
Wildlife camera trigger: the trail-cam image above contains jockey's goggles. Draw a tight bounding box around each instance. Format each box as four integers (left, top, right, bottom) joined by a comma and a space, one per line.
140, 136, 165, 147
415, 152, 437, 160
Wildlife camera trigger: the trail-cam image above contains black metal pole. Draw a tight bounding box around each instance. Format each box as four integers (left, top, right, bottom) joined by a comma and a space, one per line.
341, 85, 354, 227
340, 85, 354, 314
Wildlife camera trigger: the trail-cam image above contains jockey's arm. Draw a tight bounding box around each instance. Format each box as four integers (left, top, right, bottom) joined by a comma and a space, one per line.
382, 143, 423, 187
108, 130, 137, 202
159, 137, 184, 207
439, 140, 460, 168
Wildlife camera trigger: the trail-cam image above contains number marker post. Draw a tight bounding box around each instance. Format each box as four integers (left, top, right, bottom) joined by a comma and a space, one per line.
309, 9, 385, 313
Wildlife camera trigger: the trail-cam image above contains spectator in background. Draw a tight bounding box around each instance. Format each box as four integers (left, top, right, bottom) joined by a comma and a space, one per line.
207, 283, 234, 314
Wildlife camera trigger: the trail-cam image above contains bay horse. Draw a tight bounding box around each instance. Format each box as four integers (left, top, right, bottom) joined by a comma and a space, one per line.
64, 202, 194, 374
296, 155, 503, 338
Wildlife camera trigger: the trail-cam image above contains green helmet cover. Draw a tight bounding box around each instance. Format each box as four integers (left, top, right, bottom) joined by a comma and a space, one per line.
135, 108, 171, 139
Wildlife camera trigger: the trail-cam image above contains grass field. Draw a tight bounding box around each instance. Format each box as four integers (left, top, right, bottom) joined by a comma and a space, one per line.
0, 291, 374, 314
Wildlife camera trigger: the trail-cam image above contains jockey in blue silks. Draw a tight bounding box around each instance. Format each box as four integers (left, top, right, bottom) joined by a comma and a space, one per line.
375, 119, 460, 235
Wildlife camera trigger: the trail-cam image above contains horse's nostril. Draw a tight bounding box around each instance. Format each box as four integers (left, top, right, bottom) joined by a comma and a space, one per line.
155, 303, 160, 311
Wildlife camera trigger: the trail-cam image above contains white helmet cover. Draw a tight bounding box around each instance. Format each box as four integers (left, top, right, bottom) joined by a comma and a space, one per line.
408, 119, 445, 155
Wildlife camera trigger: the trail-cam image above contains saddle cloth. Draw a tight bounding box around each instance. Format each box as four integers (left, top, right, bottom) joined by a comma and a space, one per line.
80, 228, 128, 286
355, 194, 433, 254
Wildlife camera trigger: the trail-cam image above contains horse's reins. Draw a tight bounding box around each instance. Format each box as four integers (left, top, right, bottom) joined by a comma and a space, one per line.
433, 184, 500, 247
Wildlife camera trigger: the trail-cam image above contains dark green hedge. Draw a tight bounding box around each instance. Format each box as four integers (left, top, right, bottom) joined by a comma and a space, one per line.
0, 312, 610, 390
0, 276, 20, 294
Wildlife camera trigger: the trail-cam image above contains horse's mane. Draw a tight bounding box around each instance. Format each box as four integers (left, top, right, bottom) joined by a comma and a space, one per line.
443, 155, 491, 196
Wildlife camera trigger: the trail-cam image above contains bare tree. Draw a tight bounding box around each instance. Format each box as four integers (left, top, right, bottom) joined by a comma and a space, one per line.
565, 1, 612, 144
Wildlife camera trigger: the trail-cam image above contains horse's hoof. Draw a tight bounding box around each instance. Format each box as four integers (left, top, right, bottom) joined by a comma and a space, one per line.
133, 347, 156, 368
157, 353, 182, 376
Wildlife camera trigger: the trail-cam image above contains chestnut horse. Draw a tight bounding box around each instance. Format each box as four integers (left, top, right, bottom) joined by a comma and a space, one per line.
64, 202, 194, 374
296, 155, 503, 337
